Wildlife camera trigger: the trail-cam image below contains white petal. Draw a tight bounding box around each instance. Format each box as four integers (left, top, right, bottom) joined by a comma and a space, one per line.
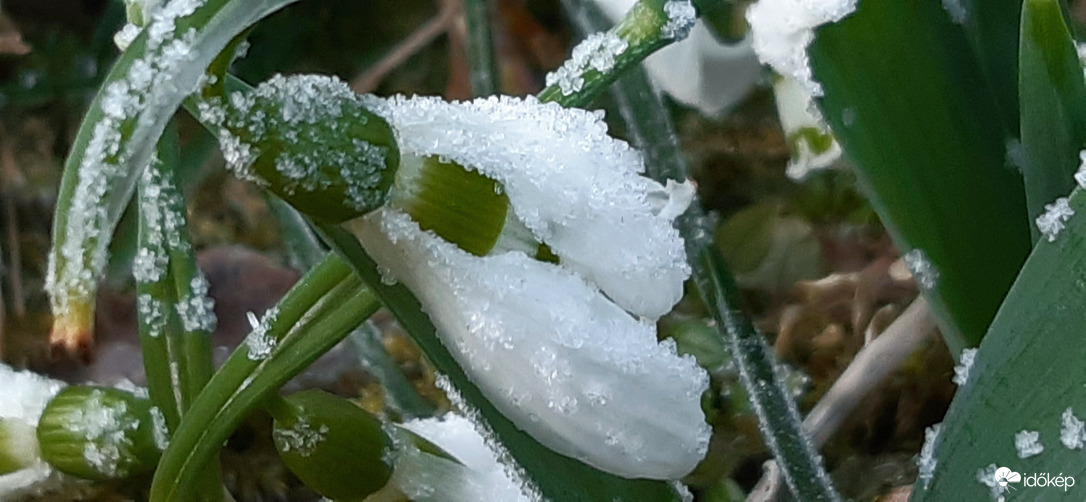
747, 0, 857, 96
363, 94, 690, 319
351, 210, 710, 480
400, 414, 533, 501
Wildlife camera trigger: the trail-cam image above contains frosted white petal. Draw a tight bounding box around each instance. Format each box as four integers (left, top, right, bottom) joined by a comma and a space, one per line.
351, 210, 710, 479
365, 94, 691, 318
774, 75, 842, 180
0, 365, 84, 499
747, 0, 857, 96
400, 414, 532, 501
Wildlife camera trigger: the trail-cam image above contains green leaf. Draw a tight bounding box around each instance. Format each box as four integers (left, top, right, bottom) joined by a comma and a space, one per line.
316, 224, 684, 502
808, 0, 1031, 351
1019, 0, 1086, 237
911, 189, 1086, 501
149, 256, 380, 501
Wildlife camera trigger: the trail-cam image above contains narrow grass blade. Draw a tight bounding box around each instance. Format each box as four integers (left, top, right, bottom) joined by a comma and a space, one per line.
47, 0, 302, 355
808, 0, 1031, 351
1018, 0, 1086, 237
595, 5, 839, 493
463, 0, 500, 97
149, 255, 380, 501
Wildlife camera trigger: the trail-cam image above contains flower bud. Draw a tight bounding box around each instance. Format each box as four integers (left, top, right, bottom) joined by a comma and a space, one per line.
36, 386, 163, 481
212, 74, 400, 223
268, 390, 393, 500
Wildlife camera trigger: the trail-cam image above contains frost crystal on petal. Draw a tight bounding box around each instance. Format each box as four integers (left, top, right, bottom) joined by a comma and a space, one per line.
1061, 407, 1085, 450
244, 309, 277, 360
352, 210, 710, 479
662, 0, 697, 40
917, 423, 941, 490
903, 248, 939, 291
747, 0, 857, 96
952, 347, 977, 386
366, 94, 690, 318
1015, 430, 1043, 459
1036, 197, 1075, 242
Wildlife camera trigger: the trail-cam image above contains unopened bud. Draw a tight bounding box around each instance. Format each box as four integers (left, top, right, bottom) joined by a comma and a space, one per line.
268, 391, 393, 500
37, 386, 163, 481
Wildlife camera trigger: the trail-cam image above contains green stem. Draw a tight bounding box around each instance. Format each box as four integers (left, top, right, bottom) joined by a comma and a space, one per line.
593, 6, 840, 496
150, 254, 379, 502
464, 0, 501, 97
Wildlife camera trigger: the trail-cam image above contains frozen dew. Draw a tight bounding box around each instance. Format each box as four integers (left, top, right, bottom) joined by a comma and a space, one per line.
1036, 196, 1075, 243
273, 416, 328, 457
353, 209, 710, 479
1075, 150, 1086, 189
366, 94, 691, 318
917, 423, 941, 490
747, 0, 857, 96
244, 309, 278, 361
941, 0, 968, 24
1061, 407, 1086, 450
976, 463, 1003, 500
149, 406, 169, 450
1015, 430, 1043, 459
662, 0, 697, 41
132, 247, 167, 284
175, 274, 217, 333
72, 390, 141, 478
137, 293, 165, 338
903, 248, 939, 291
952, 347, 977, 386
544, 32, 628, 95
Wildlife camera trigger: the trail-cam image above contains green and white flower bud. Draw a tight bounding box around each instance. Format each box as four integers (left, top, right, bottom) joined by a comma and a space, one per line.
37, 386, 164, 481
267, 390, 393, 501
209, 74, 399, 223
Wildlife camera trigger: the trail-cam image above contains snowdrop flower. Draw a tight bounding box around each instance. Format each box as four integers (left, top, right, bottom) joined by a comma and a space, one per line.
346, 94, 712, 480
0, 364, 85, 499
593, 0, 762, 116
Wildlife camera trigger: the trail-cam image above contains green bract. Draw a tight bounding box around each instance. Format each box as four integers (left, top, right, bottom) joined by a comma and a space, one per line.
37, 386, 164, 481
268, 391, 393, 501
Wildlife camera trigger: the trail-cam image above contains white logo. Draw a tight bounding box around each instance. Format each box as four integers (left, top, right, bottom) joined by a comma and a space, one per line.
994, 467, 1021, 490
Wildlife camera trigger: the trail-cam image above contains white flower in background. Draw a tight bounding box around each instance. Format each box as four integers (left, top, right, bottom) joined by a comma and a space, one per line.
350, 95, 711, 480
774, 76, 842, 180
594, 0, 763, 116
0, 365, 84, 499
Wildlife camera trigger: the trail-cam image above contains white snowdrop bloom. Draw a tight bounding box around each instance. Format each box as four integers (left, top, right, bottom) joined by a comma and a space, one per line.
592, 0, 762, 116
747, 0, 857, 97
391, 414, 535, 501
349, 95, 711, 480
0, 365, 85, 499
774, 75, 842, 180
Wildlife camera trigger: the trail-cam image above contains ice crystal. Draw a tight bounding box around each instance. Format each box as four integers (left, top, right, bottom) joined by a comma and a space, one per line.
175, 275, 216, 333
149, 406, 169, 450
917, 423, 941, 490
952, 347, 977, 386
976, 463, 1002, 499
137, 293, 164, 338
273, 416, 328, 457
544, 32, 628, 96
941, 0, 968, 24
1075, 150, 1086, 189
244, 309, 278, 360
132, 247, 167, 284
747, 0, 857, 96
903, 248, 939, 291
1015, 430, 1043, 459
72, 390, 141, 477
662, 0, 697, 40
1036, 196, 1075, 242
1061, 407, 1085, 450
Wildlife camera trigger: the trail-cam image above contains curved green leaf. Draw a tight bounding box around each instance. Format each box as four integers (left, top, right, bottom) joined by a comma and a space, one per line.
808, 0, 1031, 351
